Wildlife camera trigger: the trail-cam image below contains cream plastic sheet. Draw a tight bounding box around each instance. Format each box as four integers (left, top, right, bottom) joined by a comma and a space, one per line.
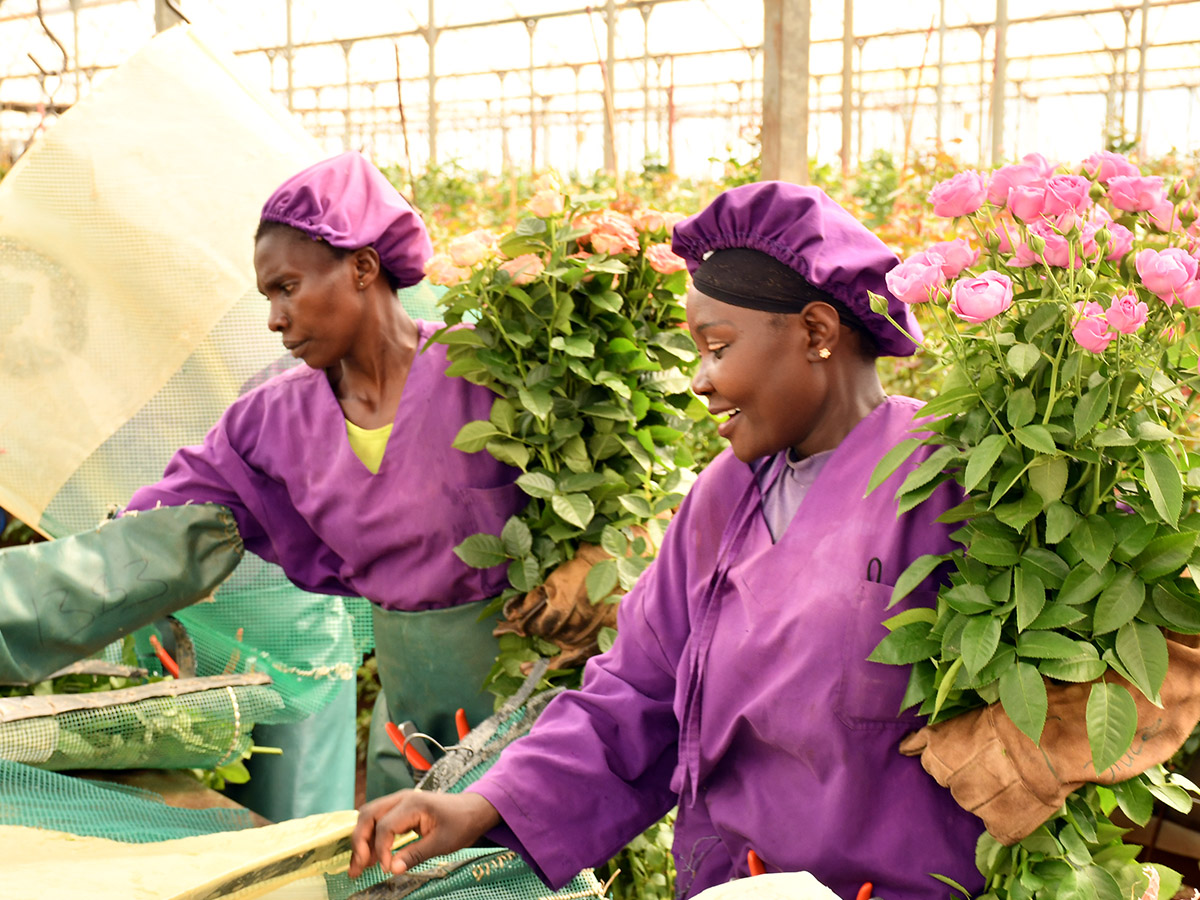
0, 25, 321, 532
0, 811, 416, 900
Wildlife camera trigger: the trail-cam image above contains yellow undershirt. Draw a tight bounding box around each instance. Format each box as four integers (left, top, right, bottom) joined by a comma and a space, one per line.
345, 419, 393, 474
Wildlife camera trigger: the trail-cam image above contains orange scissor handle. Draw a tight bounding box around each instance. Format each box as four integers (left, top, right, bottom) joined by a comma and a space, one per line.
747, 849, 766, 877
148, 633, 180, 678
384, 721, 432, 771
855, 883, 874, 900
455, 708, 470, 740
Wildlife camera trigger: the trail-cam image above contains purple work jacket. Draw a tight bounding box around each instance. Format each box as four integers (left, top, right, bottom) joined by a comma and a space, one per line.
469, 396, 983, 898
126, 321, 522, 610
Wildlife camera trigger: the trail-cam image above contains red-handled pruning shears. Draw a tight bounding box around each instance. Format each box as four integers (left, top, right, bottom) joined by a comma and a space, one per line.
384, 721, 432, 772
747, 850, 766, 877
148, 633, 180, 678
455, 708, 470, 740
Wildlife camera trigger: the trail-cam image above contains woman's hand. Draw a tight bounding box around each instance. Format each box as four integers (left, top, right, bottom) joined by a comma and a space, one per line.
348, 790, 502, 879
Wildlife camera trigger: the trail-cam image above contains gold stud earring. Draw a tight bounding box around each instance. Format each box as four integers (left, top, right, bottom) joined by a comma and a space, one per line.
358, 281, 364, 289
818, 348, 832, 359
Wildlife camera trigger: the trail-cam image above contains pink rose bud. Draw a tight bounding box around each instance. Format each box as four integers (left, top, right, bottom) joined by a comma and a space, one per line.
1021, 152, 1060, 177
1081, 150, 1140, 185
1147, 199, 1180, 233
1136, 247, 1198, 302
925, 238, 980, 278
929, 171, 988, 217
1104, 223, 1135, 261
949, 270, 1014, 323
1105, 292, 1149, 333
1170, 178, 1190, 203
1180, 280, 1200, 310
1027, 221, 1076, 268
1042, 174, 1093, 216
1072, 309, 1116, 353
448, 234, 490, 268
986, 164, 1042, 206
1008, 184, 1047, 223
885, 252, 948, 304
499, 253, 546, 286
1179, 200, 1198, 227
526, 189, 564, 219
644, 242, 687, 274
1107, 175, 1167, 212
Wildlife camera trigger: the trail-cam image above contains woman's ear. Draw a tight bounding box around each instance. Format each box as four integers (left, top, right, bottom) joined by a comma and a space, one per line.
352, 247, 382, 288
800, 302, 842, 360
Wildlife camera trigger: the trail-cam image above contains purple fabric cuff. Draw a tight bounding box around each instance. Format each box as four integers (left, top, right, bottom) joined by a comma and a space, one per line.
260, 151, 432, 288
671, 181, 922, 356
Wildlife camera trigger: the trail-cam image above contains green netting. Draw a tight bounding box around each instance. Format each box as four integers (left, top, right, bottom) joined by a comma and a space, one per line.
328, 847, 608, 900
0, 679, 283, 771
0, 759, 255, 841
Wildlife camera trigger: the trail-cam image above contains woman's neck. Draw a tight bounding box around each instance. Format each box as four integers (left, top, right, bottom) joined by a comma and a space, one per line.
329, 293, 420, 428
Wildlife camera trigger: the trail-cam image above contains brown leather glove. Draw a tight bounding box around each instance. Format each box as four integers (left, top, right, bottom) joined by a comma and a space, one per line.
494, 544, 619, 669
900, 633, 1200, 845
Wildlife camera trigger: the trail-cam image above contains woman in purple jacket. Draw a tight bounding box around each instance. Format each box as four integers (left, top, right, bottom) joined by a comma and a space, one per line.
349, 182, 983, 898
125, 152, 524, 799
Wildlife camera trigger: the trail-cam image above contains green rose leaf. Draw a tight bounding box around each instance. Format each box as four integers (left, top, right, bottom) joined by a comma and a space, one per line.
968, 533, 1021, 567
1086, 682, 1138, 773
517, 385, 554, 420
1028, 456, 1069, 506
993, 492, 1043, 532
1059, 561, 1116, 606
500, 517, 533, 558
485, 439, 531, 471
1092, 567, 1146, 634
1006, 343, 1042, 379
454, 533, 508, 569
507, 556, 540, 592
1115, 620, 1168, 703
999, 661, 1048, 744
585, 558, 620, 603
1014, 567, 1046, 632
453, 420, 501, 453
1060, 865, 1123, 900
868, 622, 942, 665
1074, 382, 1111, 440
1069, 515, 1116, 573
1132, 530, 1197, 581
1016, 630, 1086, 659
489, 398, 517, 433
962, 434, 1009, 493
887, 553, 945, 609
1093, 427, 1136, 447
1152, 583, 1200, 632
1043, 501, 1079, 543
1141, 448, 1183, 525
1038, 650, 1107, 683
600, 526, 628, 559
1111, 778, 1155, 826
961, 615, 1002, 677
897, 446, 961, 499
514, 216, 547, 236
1006, 388, 1037, 429
917, 386, 978, 420
551, 493, 595, 530
866, 438, 923, 496
1013, 424, 1058, 456
1021, 548, 1070, 589
515, 472, 556, 499
1137, 421, 1175, 442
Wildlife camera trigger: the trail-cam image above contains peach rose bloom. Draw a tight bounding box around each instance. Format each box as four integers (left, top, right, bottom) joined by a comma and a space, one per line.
500, 253, 546, 286
527, 189, 564, 219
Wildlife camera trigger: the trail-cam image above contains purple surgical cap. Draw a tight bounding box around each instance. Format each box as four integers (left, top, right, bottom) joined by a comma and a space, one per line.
260, 151, 432, 289
671, 181, 922, 357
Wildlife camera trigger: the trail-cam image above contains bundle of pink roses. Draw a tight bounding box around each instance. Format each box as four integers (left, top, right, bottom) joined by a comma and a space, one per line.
868, 151, 1200, 900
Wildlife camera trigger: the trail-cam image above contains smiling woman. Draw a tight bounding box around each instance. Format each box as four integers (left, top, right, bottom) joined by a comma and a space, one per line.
348, 182, 989, 899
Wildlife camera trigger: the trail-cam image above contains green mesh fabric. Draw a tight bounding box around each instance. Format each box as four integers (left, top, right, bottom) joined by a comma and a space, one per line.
0, 682, 283, 771
326, 848, 607, 900
0, 760, 255, 841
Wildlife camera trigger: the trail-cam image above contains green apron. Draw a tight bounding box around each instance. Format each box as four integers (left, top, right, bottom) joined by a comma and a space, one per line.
365, 600, 500, 800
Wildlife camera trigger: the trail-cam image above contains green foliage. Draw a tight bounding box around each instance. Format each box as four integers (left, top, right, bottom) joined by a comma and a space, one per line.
597, 813, 676, 900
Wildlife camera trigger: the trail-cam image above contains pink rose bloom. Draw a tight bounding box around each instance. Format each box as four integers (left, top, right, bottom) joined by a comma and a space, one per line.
584, 210, 640, 256
1136, 247, 1198, 302
1077, 221, 1102, 262
527, 189, 564, 219
949, 270, 1013, 323
1107, 175, 1167, 212
885, 252, 948, 304
986, 223, 1015, 254
1008, 184, 1047, 223
644, 242, 687, 274
1011, 220, 1076, 268
448, 234, 490, 267
660, 211, 687, 233
633, 208, 669, 233
467, 229, 499, 248
1105, 292, 1149, 333
1180, 280, 1200, 310
499, 253, 546, 286
1082, 150, 1140, 185
925, 238, 980, 278
1021, 152, 1059, 178
1042, 174, 1093, 216
986, 164, 1042, 206
424, 253, 469, 287
532, 172, 562, 193
1072, 302, 1115, 353
1147, 199, 1180, 233
1104, 222, 1135, 261
929, 171, 988, 217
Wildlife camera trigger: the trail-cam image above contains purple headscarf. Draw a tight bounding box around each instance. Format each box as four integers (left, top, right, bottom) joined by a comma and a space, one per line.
671, 181, 922, 357
260, 151, 432, 289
